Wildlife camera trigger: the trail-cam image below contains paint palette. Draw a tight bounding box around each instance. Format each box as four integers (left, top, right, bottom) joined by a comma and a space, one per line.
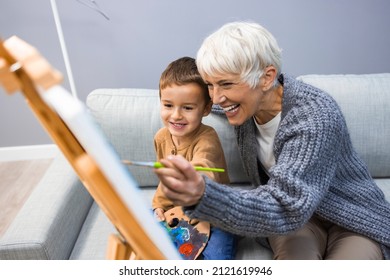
161, 207, 210, 260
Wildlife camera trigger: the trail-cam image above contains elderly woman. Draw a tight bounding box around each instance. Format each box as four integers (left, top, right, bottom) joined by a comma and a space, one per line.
154, 21, 390, 259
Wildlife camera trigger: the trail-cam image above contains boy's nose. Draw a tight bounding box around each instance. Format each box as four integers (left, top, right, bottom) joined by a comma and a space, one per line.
172, 108, 182, 119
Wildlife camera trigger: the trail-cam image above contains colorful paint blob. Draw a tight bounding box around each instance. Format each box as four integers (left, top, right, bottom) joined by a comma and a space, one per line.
161, 219, 209, 260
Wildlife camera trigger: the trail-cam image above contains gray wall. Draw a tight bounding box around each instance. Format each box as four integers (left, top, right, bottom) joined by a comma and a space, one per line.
1, 0, 389, 147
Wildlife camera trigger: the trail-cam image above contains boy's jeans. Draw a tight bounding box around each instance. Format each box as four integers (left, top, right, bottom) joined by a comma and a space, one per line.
201, 226, 237, 260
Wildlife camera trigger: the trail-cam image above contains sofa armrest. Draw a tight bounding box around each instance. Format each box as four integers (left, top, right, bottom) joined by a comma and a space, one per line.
0, 154, 93, 259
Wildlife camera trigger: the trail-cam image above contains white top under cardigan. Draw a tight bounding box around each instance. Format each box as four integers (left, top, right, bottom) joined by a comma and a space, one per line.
254, 112, 281, 173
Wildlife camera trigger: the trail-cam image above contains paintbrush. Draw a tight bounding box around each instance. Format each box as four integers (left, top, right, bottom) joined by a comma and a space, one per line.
122, 160, 225, 172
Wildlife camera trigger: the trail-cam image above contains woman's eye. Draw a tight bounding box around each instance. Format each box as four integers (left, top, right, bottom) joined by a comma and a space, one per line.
221, 82, 234, 88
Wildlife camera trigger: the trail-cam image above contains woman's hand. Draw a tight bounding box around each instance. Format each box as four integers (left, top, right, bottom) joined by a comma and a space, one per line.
154, 155, 205, 207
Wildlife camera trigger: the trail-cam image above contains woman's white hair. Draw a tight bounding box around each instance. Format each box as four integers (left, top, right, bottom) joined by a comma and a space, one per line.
196, 21, 282, 88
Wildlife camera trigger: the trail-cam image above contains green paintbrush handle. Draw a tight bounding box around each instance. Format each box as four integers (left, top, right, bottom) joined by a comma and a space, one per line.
193, 166, 225, 172
153, 162, 225, 172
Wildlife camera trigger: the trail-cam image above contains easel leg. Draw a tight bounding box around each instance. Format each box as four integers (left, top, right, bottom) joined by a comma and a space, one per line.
106, 233, 136, 260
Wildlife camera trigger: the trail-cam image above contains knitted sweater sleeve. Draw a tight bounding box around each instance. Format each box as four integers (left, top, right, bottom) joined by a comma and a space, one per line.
184, 81, 346, 237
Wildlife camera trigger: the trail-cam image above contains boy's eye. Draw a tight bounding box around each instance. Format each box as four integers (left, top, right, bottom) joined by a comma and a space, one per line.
163, 103, 173, 108
183, 106, 194, 111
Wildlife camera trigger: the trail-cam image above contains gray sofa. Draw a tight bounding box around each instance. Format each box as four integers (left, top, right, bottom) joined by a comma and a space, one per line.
1, 73, 389, 260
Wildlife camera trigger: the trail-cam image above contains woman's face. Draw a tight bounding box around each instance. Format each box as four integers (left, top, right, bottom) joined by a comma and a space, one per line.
203, 73, 263, 126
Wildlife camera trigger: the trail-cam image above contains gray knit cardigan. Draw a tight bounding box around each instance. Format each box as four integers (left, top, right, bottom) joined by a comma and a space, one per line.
186, 74, 390, 259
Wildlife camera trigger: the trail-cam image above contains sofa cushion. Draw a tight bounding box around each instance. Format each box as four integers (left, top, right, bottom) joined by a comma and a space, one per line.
69, 202, 116, 260
297, 73, 390, 178
375, 179, 390, 201
87, 89, 249, 186
87, 89, 162, 187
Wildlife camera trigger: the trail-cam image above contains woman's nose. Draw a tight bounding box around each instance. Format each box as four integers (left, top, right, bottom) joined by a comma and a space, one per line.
210, 87, 226, 104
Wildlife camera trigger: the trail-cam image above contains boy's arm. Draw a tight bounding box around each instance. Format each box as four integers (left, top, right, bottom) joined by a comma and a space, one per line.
152, 129, 175, 211
152, 182, 175, 210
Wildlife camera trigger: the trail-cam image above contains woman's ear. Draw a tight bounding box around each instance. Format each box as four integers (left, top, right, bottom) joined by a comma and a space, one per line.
203, 100, 212, 116
260, 66, 277, 91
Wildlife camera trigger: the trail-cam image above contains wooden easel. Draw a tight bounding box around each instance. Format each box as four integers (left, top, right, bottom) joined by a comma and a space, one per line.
0, 36, 169, 260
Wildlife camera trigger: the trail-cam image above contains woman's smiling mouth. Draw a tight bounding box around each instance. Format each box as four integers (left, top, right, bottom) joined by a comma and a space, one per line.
223, 104, 240, 113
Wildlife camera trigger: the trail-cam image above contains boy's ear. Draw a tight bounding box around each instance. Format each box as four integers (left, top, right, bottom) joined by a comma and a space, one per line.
203, 100, 212, 116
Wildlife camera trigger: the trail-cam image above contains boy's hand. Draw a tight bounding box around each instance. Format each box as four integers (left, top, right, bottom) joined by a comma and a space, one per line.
154, 208, 166, 221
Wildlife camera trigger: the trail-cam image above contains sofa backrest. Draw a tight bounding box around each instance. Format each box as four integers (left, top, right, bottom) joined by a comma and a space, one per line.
297, 73, 390, 178
87, 73, 390, 187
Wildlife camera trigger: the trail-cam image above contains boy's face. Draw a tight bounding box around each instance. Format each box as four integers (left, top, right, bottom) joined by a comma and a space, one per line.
160, 83, 211, 144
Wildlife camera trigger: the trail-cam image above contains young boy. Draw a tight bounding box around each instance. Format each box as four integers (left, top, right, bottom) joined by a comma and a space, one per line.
152, 56, 237, 260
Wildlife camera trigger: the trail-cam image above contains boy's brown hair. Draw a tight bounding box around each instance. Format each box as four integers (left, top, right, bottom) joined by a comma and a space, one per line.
159, 56, 210, 103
